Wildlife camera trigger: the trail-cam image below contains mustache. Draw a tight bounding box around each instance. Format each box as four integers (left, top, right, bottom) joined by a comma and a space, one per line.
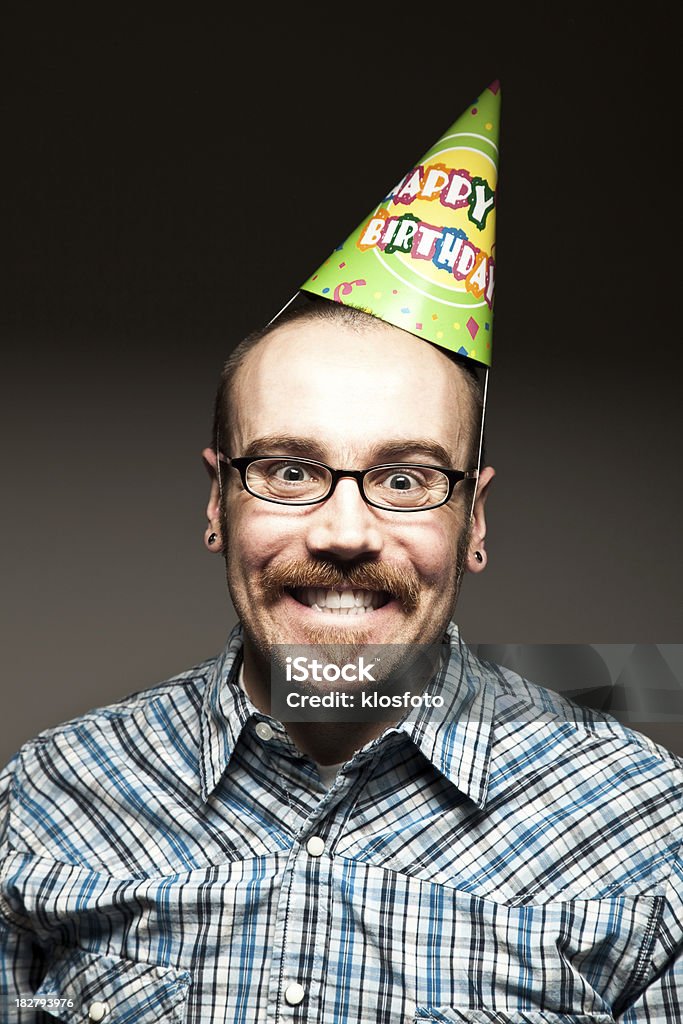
260, 559, 421, 613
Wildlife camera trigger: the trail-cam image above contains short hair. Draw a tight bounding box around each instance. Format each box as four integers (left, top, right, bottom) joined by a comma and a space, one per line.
211, 296, 487, 471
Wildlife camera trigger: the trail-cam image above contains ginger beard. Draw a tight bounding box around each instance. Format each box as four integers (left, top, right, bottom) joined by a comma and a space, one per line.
221, 510, 473, 677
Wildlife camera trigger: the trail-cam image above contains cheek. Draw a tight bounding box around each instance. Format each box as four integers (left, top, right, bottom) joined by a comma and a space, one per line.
226, 500, 305, 572
399, 516, 462, 585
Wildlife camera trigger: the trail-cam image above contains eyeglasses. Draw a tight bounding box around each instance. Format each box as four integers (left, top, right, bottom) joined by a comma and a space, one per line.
218, 455, 477, 512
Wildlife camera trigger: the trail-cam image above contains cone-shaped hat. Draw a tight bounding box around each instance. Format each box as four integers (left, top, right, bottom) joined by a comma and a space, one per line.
300, 82, 501, 367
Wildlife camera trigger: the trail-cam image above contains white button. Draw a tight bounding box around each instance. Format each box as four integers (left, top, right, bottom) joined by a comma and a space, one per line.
306, 836, 325, 857
88, 1003, 110, 1022
284, 982, 306, 1005
255, 722, 274, 741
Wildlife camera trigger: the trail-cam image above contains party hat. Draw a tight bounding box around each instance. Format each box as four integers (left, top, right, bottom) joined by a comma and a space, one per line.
300, 82, 501, 367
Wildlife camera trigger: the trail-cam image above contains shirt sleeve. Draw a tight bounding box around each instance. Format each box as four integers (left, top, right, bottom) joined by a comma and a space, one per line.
617, 842, 683, 1023
0, 753, 48, 1023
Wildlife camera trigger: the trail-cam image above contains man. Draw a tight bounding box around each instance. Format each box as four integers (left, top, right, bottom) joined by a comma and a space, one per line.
2, 294, 682, 1022
2, 86, 682, 1023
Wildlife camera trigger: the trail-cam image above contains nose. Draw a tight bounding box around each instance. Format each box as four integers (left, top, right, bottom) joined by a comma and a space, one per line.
305, 477, 384, 562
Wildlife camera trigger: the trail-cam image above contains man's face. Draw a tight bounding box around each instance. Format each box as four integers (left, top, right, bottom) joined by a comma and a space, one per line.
213, 317, 491, 670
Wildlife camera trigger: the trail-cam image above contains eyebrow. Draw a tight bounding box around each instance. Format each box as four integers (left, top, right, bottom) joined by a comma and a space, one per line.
239, 434, 458, 467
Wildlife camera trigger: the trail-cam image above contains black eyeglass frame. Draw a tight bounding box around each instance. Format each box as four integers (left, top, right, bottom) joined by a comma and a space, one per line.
218, 454, 478, 512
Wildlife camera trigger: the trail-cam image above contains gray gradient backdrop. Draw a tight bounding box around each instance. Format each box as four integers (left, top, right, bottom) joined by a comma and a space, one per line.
2, 6, 681, 764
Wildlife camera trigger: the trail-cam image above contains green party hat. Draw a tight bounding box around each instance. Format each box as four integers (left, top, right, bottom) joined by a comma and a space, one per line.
300, 82, 501, 367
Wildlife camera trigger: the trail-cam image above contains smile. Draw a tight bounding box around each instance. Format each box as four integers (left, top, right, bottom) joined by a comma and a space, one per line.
288, 587, 390, 615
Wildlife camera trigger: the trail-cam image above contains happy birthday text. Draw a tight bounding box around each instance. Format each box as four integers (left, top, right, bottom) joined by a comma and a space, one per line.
357, 163, 496, 307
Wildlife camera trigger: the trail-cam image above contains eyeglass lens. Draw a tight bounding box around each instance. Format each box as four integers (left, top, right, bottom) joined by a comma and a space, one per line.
244, 458, 450, 509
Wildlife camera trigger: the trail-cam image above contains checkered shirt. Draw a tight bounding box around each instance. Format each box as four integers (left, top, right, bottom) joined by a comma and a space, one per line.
1, 624, 682, 1023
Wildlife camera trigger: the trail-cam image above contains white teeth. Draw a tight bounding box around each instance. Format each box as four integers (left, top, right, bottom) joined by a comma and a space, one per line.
295, 587, 385, 612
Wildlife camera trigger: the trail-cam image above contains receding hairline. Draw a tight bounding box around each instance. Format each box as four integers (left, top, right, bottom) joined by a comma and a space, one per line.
224, 301, 403, 401
242, 312, 469, 390
212, 298, 485, 466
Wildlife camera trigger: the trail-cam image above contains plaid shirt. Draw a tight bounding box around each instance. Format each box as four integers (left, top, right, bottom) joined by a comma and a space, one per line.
1, 624, 682, 1023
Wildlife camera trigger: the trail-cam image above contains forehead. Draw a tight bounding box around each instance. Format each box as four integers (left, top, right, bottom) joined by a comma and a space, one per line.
230, 317, 473, 462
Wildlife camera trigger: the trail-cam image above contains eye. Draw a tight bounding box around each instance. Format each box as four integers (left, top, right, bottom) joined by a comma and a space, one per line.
380, 470, 425, 491
246, 458, 329, 501
269, 462, 320, 483
365, 465, 450, 509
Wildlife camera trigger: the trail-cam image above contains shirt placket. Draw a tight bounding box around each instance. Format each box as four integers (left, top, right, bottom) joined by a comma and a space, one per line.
265, 749, 373, 1024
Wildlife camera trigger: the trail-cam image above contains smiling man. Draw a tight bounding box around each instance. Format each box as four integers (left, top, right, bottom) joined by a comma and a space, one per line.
2, 86, 682, 1024
201, 301, 494, 764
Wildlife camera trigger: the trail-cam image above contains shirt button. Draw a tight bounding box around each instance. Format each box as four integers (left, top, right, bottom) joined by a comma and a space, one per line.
306, 836, 325, 857
88, 1003, 110, 1022
284, 982, 306, 1005
255, 722, 274, 741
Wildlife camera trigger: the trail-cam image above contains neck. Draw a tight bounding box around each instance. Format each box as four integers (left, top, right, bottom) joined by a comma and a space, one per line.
241, 640, 400, 764
285, 719, 396, 765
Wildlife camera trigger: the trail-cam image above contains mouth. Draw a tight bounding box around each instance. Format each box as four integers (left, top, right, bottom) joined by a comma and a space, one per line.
287, 586, 391, 616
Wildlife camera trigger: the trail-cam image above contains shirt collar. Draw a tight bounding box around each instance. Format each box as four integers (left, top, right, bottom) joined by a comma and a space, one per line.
395, 623, 495, 808
199, 622, 495, 808
199, 623, 253, 802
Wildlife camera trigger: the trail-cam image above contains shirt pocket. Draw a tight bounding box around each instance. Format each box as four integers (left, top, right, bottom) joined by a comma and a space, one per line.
33, 947, 191, 1022
414, 1010, 616, 1024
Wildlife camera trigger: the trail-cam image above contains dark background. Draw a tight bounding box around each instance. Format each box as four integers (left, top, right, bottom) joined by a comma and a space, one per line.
2, 5, 681, 764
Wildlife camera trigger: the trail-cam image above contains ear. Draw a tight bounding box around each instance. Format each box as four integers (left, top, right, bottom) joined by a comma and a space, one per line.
466, 465, 495, 574
201, 447, 223, 553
